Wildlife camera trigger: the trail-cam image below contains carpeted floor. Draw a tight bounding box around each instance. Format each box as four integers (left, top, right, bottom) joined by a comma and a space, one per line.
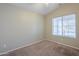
1, 40, 79, 56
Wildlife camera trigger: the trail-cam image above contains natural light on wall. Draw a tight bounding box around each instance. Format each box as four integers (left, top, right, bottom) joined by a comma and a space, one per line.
52, 14, 76, 38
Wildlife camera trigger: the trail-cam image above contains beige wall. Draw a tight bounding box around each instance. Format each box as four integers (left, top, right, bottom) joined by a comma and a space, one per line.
0, 4, 44, 53
45, 4, 79, 48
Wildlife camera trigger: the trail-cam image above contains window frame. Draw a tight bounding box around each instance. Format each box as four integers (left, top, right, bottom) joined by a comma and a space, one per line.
52, 13, 76, 38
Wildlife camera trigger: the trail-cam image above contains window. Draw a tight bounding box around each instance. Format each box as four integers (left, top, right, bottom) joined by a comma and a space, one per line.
53, 17, 62, 36
52, 14, 76, 38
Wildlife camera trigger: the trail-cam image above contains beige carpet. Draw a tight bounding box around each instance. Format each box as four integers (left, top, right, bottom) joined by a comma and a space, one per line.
1, 40, 79, 56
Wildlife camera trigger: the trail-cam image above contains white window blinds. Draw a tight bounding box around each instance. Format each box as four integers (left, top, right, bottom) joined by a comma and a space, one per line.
52, 14, 76, 38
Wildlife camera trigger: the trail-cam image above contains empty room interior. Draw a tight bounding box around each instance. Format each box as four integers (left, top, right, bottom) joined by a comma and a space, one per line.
0, 3, 79, 56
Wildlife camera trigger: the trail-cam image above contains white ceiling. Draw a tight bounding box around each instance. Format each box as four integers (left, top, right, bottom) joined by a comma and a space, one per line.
11, 3, 61, 15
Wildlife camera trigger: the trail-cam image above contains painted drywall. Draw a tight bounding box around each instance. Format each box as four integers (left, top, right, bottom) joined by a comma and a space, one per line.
45, 4, 79, 48
0, 4, 44, 53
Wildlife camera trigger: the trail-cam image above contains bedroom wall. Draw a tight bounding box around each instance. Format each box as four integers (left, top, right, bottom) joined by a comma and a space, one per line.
0, 4, 44, 53
45, 4, 79, 48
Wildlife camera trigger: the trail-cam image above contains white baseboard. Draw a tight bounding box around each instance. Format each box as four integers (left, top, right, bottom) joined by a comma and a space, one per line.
47, 39, 79, 50
0, 39, 43, 55
1, 39, 78, 55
